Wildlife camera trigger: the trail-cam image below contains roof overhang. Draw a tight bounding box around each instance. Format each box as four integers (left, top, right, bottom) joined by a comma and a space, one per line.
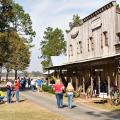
46, 54, 120, 70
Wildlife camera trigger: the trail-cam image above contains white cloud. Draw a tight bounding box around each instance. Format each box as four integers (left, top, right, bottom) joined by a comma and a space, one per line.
15, 0, 120, 72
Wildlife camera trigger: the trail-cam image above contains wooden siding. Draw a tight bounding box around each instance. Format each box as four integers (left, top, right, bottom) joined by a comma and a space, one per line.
67, 5, 117, 63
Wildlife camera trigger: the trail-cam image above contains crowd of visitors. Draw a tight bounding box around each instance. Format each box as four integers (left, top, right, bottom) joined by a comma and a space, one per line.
0, 76, 75, 109
0, 77, 44, 104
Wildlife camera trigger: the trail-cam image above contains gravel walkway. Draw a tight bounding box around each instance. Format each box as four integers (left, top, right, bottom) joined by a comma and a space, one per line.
21, 91, 120, 120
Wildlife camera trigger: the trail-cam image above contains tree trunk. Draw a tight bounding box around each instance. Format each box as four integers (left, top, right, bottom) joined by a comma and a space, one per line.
15, 69, 17, 80
0, 63, 3, 83
6, 69, 9, 80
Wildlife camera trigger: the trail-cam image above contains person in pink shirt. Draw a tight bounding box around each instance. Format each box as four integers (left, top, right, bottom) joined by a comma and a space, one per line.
53, 78, 64, 108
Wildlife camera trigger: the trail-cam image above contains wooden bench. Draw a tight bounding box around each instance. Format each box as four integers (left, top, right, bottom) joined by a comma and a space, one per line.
92, 98, 107, 103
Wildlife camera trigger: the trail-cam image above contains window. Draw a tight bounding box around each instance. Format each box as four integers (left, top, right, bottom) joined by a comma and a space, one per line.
90, 37, 94, 51
101, 33, 103, 48
69, 45, 73, 56
103, 31, 108, 46
88, 39, 90, 52
77, 42, 79, 54
116, 32, 120, 43
88, 37, 94, 52
79, 41, 82, 53
77, 41, 82, 54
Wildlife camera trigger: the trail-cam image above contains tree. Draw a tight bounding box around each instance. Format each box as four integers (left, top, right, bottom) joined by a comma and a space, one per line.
2, 31, 30, 79
0, 0, 35, 64
0, 0, 14, 80
8, 32, 30, 79
0, 32, 14, 80
40, 27, 66, 69
0, 0, 35, 80
66, 14, 82, 32
0, 0, 14, 32
11, 2, 36, 42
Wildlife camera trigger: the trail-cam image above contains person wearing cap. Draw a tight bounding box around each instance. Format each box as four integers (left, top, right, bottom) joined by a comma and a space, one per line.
53, 78, 64, 108
66, 81, 74, 109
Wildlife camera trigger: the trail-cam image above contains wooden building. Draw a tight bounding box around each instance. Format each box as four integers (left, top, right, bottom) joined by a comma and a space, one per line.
47, 1, 120, 98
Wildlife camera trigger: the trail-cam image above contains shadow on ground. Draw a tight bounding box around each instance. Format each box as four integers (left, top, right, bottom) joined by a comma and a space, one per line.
85, 108, 120, 120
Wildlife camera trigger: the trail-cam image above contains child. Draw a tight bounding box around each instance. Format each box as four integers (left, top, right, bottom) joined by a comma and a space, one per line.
0, 90, 5, 103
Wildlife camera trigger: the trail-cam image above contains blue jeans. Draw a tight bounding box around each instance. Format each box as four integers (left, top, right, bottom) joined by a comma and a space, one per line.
7, 89, 11, 103
0, 96, 4, 103
16, 90, 19, 102
67, 93, 73, 109
31, 85, 34, 91
55, 93, 63, 108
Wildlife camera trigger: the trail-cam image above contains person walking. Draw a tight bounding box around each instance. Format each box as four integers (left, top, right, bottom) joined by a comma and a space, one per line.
36, 79, 43, 92
28, 78, 31, 89
31, 79, 35, 92
14, 79, 20, 102
66, 81, 74, 109
6, 80, 12, 104
53, 78, 64, 108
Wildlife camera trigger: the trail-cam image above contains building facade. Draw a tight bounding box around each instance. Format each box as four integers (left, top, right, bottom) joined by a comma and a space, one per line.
66, 1, 120, 97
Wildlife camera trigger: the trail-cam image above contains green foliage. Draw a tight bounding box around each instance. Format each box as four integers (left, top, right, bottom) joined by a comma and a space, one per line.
0, 0, 14, 32
0, 32, 13, 64
116, 4, 120, 9
11, 3, 36, 41
2, 31, 31, 79
40, 27, 66, 69
67, 14, 82, 32
0, 0, 34, 78
23, 71, 29, 77
42, 84, 55, 94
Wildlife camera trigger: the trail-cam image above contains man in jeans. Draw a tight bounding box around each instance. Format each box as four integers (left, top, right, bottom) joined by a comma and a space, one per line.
36, 79, 43, 92
6, 80, 12, 104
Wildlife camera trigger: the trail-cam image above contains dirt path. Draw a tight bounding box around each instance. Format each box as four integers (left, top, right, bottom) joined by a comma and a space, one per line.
21, 91, 120, 120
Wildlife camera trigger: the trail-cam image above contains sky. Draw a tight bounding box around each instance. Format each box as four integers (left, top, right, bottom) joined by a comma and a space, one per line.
15, 0, 120, 72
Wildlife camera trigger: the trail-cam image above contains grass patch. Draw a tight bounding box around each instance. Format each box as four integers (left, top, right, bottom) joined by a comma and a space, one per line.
86, 102, 120, 111
0, 101, 67, 120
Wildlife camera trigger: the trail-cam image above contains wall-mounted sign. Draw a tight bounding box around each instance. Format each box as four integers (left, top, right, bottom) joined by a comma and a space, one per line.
71, 31, 79, 39
91, 17, 102, 30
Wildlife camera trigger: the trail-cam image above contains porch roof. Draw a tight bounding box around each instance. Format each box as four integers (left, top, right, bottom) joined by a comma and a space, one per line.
46, 54, 120, 70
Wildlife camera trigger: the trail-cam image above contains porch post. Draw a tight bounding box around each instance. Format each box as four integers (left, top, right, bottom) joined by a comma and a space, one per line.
48, 70, 50, 84
60, 68, 62, 75
90, 68, 93, 96
98, 74, 101, 95
117, 67, 120, 90
107, 74, 110, 98
83, 76, 85, 94
91, 75, 93, 97
76, 77, 78, 90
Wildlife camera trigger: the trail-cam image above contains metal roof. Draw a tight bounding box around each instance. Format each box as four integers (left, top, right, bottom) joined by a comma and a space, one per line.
51, 55, 67, 66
